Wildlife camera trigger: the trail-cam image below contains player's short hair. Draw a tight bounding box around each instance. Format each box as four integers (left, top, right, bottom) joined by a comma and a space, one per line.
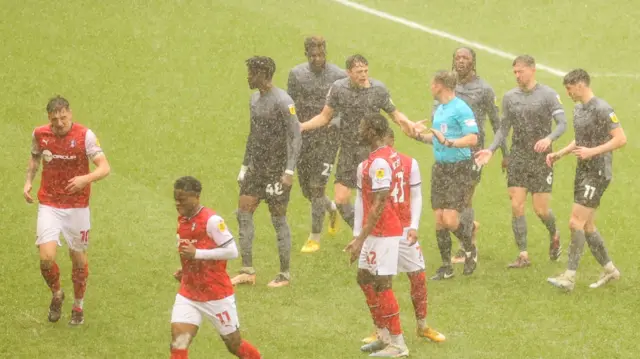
384, 127, 395, 139
174, 176, 202, 195
46, 96, 70, 113
512, 55, 536, 68
362, 113, 389, 138
563, 69, 591, 86
246, 56, 276, 80
451, 47, 477, 74
346, 54, 368, 70
304, 36, 326, 53
433, 70, 458, 90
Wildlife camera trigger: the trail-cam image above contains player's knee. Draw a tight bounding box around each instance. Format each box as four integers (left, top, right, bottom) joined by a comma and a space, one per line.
39, 259, 55, 270
442, 212, 459, 230
373, 276, 393, 292
568, 216, 586, 231
357, 270, 373, 285
584, 222, 597, 233
171, 333, 191, 350
222, 332, 242, 354
510, 201, 525, 216
238, 196, 258, 213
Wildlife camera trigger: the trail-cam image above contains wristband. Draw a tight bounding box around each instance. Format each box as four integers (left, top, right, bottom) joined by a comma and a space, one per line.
284, 170, 294, 176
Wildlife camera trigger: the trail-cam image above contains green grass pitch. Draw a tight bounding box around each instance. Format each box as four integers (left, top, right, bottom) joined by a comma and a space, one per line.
1, 0, 639, 358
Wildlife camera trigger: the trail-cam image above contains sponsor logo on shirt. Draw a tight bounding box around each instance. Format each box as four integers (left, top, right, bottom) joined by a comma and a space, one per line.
375, 168, 385, 179
218, 220, 226, 232
464, 119, 477, 127
42, 150, 76, 163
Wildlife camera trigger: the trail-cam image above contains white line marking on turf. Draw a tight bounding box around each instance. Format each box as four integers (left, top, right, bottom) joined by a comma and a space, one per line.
331, 0, 638, 79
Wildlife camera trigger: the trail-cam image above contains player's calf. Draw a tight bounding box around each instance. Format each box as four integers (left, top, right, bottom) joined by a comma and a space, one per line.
222, 331, 261, 359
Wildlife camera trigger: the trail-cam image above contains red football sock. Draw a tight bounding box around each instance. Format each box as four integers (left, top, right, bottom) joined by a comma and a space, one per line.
360, 283, 383, 328
377, 289, 402, 335
170, 348, 188, 359
40, 261, 61, 293
408, 271, 427, 321
236, 340, 261, 359
72, 263, 89, 306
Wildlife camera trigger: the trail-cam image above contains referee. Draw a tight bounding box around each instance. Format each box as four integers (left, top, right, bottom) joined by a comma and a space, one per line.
415, 70, 479, 280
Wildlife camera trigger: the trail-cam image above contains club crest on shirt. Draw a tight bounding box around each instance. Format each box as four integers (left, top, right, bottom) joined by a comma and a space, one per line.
288, 104, 296, 115
70, 139, 76, 148
609, 112, 619, 123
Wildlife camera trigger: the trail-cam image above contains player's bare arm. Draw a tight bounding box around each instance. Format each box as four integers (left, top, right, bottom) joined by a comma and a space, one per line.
412, 119, 433, 144
24, 153, 41, 203
344, 189, 389, 263
546, 140, 576, 167
283, 109, 302, 186
573, 127, 627, 160
534, 111, 567, 153
66, 153, 111, 193
388, 110, 415, 137
300, 105, 334, 131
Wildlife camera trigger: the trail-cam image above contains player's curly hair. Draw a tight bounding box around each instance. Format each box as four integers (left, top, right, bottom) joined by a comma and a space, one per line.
451, 47, 477, 75
174, 176, 202, 194
246, 56, 276, 80
46, 95, 70, 113
362, 113, 389, 139
304, 36, 326, 53
385, 127, 395, 139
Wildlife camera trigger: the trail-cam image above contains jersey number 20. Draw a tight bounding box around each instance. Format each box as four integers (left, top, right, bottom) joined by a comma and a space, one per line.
390, 172, 405, 204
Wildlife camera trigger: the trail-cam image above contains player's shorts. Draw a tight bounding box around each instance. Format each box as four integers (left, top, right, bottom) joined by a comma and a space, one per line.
358, 235, 402, 276
35, 204, 91, 252
240, 169, 291, 207
431, 160, 474, 211
397, 228, 425, 273
171, 293, 240, 336
297, 139, 339, 199
334, 144, 368, 189
573, 169, 610, 209
507, 156, 553, 193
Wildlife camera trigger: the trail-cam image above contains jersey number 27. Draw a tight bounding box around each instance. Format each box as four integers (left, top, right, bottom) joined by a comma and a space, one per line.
390, 172, 405, 204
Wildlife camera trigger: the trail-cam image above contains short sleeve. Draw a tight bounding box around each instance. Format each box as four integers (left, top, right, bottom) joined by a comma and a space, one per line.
369, 158, 392, 191
85, 129, 104, 159
548, 90, 565, 116
279, 94, 297, 119
601, 107, 621, 131
379, 86, 397, 114
356, 162, 364, 190
31, 131, 41, 155
326, 83, 339, 109
206, 215, 235, 247
458, 103, 478, 135
409, 158, 421, 186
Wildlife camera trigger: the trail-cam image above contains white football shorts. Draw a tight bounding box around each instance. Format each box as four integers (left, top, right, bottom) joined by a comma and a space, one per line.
358, 235, 401, 276
35, 204, 91, 252
397, 227, 426, 273
171, 294, 240, 336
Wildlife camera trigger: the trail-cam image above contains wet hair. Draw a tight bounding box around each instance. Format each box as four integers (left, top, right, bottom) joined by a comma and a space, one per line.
433, 70, 458, 90
361, 113, 389, 139
451, 47, 477, 74
174, 176, 202, 195
246, 56, 276, 80
512, 54, 536, 68
304, 36, 326, 53
346, 54, 368, 70
384, 127, 395, 139
563, 69, 591, 86
46, 96, 70, 113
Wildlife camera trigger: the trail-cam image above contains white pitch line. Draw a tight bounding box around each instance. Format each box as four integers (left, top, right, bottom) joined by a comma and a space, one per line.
330, 0, 638, 80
